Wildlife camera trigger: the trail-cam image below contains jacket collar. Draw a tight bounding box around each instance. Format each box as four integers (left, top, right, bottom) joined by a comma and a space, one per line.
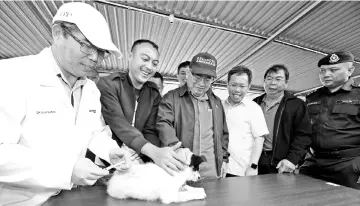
179, 84, 190, 97
179, 84, 215, 100
109, 71, 158, 90
255, 90, 295, 104
320, 78, 354, 94
341, 78, 354, 91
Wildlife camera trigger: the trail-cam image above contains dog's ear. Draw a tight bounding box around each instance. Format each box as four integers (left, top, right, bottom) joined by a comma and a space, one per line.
200, 155, 207, 163
190, 154, 207, 168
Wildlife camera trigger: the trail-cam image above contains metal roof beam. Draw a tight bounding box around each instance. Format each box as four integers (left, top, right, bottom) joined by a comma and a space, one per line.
215, 0, 323, 81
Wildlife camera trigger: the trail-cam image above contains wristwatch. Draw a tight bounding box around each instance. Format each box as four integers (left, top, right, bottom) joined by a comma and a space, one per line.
250, 163, 258, 169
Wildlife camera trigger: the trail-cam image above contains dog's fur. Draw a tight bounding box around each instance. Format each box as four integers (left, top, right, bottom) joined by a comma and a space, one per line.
107, 148, 207, 204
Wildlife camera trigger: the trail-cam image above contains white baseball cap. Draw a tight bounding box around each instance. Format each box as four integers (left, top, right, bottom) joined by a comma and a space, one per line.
52, 2, 122, 58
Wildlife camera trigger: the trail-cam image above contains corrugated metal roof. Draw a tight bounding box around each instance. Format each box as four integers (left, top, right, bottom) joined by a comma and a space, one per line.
0, 0, 359, 93
281, 1, 360, 57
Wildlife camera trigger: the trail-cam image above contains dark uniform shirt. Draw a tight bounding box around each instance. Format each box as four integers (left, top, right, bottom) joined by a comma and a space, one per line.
307, 79, 360, 152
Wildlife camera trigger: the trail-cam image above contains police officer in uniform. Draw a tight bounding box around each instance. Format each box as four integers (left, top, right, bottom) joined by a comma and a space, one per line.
300, 51, 360, 189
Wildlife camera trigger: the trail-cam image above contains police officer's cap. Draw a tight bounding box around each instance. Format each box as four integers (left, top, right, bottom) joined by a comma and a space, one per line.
318, 51, 354, 67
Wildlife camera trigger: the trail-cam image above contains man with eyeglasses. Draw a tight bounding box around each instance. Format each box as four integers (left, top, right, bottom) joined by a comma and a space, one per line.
300, 51, 360, 189
0, 3, 130, 205
96, 39, 187, 176
157, 52, 229, 179
253, 64, 312, 175
222, 66, 268, 177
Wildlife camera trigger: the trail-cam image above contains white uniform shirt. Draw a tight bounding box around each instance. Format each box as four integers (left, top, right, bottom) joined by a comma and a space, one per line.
0, 47, 118, 205
222, 98, 269, 176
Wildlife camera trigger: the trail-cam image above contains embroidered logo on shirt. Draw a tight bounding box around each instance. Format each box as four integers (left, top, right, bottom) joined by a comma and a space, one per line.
36, 111, 56, 115
89, 109, 96, 113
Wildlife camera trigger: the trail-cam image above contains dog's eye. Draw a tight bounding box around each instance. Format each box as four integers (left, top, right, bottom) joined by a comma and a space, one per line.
192, 166, 200, 171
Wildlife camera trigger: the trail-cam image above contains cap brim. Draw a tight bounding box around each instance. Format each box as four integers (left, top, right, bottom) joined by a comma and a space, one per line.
101, 42, 123, 59
76, 18, 123, 59
191, 67, 216, 78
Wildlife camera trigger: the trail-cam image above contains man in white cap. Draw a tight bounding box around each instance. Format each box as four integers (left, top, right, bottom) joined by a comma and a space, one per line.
0, 2, 128, 205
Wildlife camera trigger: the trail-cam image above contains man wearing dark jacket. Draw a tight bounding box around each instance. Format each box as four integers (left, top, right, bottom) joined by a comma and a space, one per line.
156, 52, 229, 179
253, 64, 312, 174
97, 39, 186, 175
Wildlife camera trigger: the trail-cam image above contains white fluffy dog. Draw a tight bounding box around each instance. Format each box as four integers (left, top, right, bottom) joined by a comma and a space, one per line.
107, 148, 207, 204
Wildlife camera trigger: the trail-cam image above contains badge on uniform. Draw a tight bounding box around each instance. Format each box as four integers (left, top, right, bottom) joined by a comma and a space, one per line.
89, 109, 96, 113
329, 54, 339, 63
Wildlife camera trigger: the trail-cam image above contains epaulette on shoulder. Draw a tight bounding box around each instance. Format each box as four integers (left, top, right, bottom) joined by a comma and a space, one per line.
305, 88, 320, 98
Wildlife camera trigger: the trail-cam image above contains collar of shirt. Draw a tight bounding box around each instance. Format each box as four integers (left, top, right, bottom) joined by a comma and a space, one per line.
322, 78, 354, 94
263, 93, 283, 107
224, 97, 247, 109
50, 49, 87, 89
188, 85, 209, 101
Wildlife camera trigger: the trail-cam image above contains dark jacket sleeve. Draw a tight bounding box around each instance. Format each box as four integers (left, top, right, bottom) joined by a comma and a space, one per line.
97, 78, 148, 153
286, 100, 312, 165
142, 90, 161, 147
156, 92, 180, 147
221, 104, 230, 163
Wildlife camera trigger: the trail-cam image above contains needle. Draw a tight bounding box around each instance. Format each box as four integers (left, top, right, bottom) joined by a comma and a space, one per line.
105, 160, 126, 171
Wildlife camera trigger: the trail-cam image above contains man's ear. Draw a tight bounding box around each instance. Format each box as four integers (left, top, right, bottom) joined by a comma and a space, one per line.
128, 52, 133, 63
349, 66, 355, 76
51, 24, 64, 41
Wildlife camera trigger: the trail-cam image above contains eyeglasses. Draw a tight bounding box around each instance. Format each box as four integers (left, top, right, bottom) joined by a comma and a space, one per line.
229, 84, 248, 90
265, 77, 286, 84
61, 26, 110, 61
192, 73, 214, 84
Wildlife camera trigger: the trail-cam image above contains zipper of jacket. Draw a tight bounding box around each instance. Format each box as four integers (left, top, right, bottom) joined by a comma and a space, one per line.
271, 99, 286, 166
212, 101, 220, 176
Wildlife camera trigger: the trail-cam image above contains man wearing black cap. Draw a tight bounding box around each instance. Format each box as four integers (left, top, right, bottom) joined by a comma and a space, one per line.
300, 51, 360, 189
156, 52, 229, 179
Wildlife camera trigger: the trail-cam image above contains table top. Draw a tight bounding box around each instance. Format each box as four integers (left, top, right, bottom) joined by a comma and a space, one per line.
43, 174, 360, 206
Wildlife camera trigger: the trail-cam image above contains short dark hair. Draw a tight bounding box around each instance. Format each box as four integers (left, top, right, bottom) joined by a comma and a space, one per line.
131, 39, 159, 52
264, 64, 289, 81
227, 65, 253, 84
153, 72, 163, 83
177, 61, 191, 74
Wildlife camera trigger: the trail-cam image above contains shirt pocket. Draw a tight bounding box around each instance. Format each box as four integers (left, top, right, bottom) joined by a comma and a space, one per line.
332, 101, 359, 115
331, 100, 360, 128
